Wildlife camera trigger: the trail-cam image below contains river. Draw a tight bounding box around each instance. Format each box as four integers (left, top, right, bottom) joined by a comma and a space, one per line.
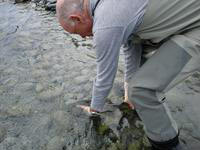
0, 1, 200, 150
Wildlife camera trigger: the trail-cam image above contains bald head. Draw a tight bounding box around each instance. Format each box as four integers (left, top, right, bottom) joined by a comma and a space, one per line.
56, 0, 83, 25
56, 0, 93, 37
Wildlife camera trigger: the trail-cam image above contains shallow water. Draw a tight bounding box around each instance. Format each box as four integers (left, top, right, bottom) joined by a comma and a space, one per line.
0, 1, 200, 150
0, 1, 99, 149
0, 1, 96, 105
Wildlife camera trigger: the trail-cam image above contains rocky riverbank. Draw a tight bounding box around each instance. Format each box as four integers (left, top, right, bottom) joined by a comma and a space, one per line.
14, 0, 56, 11
1, 1, 200, 150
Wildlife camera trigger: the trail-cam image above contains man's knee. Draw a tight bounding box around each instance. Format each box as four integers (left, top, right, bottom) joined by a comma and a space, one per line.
128, 85, 163, 110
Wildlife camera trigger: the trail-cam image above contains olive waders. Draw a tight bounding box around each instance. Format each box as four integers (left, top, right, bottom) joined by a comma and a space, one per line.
129, 0, 200, 149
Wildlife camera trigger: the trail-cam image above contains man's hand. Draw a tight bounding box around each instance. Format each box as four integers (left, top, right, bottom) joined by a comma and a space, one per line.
76, 105, 100, 116
124, 82, 135, 110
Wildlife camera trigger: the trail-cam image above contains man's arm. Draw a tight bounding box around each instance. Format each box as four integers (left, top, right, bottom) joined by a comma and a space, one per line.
122, 39, 142, 83
90, 27, 124, 112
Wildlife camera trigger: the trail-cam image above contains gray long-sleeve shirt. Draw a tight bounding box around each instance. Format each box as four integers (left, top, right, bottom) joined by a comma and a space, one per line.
89, 0, 148, 112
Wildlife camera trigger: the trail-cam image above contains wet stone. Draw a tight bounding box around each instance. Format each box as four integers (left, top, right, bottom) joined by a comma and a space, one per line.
45, 3, 56, 11
35, 83, 44, 93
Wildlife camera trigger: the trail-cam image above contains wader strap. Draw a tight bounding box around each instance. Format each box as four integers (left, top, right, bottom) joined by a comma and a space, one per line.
92, 0, 100, 16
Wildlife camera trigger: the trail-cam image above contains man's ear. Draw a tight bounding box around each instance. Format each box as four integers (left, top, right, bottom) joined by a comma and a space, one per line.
69, 14, 84, 23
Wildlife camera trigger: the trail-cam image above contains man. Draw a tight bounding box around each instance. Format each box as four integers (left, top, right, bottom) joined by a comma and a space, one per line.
56, 0, 200, 149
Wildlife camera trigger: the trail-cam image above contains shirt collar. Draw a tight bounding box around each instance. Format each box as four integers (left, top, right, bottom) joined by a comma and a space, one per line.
89, 0, 100, 17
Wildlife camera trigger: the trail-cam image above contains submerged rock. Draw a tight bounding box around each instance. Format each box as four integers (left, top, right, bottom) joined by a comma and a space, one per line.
52, 100, 152, 150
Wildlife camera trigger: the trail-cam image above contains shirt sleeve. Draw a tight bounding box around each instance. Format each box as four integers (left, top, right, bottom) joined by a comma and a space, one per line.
90, 27, 124, 112
122, 38, 142, 82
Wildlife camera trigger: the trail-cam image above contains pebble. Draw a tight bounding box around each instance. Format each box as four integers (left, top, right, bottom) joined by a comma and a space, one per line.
35, 83, 44, 93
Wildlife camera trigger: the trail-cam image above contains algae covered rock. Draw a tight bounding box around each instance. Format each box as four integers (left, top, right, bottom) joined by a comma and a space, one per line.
57, 100, 151, 150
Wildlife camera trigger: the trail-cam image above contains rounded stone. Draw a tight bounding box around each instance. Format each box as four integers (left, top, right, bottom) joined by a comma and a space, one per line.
35, 83, 44, 93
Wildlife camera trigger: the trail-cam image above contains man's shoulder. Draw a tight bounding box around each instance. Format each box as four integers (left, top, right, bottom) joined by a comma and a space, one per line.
93, 0, 148, 32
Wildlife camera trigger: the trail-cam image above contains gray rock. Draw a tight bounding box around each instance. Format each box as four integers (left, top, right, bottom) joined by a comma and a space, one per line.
35, 83, 44, 93
45, 3, 56, 11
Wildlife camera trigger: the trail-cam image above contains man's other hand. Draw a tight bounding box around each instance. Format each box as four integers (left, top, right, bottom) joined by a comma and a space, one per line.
76, 105, 100, 116
124, 81, 135, 110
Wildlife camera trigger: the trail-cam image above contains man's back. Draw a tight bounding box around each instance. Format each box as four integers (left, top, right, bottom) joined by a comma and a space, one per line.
92, 0, 148, 43
137, 0, 200, 43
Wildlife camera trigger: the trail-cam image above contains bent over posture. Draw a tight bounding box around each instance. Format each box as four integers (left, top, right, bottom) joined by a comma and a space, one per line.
56, 0, 200, 149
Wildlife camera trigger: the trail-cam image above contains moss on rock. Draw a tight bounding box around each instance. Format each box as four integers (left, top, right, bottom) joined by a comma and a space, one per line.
97, 123, 110, 136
